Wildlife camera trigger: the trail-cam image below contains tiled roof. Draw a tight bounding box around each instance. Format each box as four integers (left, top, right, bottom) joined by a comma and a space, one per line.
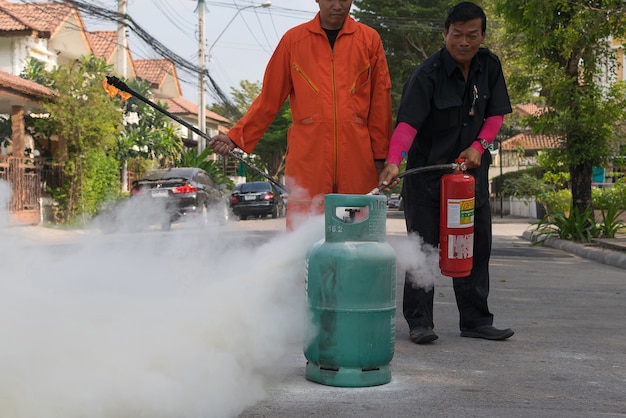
134, 59, 176, 88
515, 103, 547, 117
501, 132, 561, 150
86, 31, 117, 61
0, 4, 30, 33
0, 1, 79, 37
0, 70, 55, 98
159, 96, 231, 124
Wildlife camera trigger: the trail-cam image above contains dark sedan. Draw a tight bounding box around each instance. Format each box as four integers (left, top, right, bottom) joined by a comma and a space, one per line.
230, 181, 286, 220
387, 196, 401, 209
130, 167, 229, 229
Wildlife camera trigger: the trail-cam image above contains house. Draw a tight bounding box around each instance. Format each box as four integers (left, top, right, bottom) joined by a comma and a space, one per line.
157, 96, 230, 148
133, 58, 230, 148
86, 30, 136, 79
0, 0, 230, 223
87, 33, 231, 151
487, 103, 562, 217
0, 0, 92, 157
489, 104, 559, 182
499, 131, 561, 167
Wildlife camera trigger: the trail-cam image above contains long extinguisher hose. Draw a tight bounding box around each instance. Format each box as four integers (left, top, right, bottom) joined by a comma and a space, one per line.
104, 76, 290, 194
368, 161, 467, 195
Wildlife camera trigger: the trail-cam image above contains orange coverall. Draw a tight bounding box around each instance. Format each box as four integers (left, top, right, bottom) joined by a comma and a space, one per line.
226, 13, 392, 230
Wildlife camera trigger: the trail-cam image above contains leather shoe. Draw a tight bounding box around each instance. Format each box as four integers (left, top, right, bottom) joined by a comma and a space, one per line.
460, 325, 514, 340
409, 326, 438, 344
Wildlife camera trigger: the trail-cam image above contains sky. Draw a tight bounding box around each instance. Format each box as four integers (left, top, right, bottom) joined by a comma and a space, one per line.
83, 0, 321, 106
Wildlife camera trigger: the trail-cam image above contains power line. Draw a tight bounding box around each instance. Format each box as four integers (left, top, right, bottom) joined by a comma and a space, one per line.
61, 0, 242, 117
55, 0, 319, 117
23, 0, 446, 114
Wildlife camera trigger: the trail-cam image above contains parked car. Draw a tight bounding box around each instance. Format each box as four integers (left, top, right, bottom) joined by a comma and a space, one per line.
274, 184, 289, 207
387, 196, 401, 209
230, 181, 286, 220
129, 167, 229, 229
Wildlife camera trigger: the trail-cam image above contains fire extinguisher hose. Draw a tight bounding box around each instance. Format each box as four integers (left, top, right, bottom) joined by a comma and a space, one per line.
368, 161, 467, 195
104, 76, 290, 194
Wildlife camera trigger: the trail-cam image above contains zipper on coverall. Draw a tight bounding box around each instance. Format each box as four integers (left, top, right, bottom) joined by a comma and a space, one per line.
331, 47, 338, 193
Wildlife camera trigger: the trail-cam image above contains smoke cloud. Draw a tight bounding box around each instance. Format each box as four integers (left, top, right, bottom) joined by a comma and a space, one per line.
0, 182, 325, 418
0, 180, 10, 228
390, 232, 442, 292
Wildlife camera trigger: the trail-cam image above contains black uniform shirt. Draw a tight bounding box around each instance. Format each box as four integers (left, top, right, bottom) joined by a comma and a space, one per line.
397, 47, 512, 207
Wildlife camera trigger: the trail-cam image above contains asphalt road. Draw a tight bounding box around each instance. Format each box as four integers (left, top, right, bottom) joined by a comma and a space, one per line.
237, 211, 626, 418
4, 211, 625, 417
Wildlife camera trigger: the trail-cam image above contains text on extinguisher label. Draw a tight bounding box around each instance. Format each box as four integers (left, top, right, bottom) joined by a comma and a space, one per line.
446, 198, 475, 228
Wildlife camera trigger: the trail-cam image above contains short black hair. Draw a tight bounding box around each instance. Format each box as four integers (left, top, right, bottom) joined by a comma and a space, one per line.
444, 2, 487, 33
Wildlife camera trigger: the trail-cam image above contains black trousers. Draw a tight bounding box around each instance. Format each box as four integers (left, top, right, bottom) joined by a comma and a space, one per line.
403, 202, 494, 331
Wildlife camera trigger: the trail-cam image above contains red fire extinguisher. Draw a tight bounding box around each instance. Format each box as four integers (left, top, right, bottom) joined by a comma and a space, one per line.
439, 159, 475, 278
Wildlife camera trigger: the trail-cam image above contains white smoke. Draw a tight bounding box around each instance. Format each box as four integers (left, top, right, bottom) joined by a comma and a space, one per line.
0, 180, 11, 228
390, 232, 442, 291
0, 198, 325, 418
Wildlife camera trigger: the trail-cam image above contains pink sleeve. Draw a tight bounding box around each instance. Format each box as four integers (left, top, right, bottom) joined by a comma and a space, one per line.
470, 115, 504, 154
387, 122, 417, 166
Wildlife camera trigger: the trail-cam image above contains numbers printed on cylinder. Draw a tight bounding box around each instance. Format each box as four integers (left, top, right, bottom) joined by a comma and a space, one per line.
328, 225, 344, 233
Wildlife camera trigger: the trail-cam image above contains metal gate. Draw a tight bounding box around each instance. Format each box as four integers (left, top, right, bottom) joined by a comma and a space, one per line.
0, 156, 42, 224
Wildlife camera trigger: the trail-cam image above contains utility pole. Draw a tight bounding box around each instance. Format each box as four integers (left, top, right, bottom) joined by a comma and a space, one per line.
116, 0, 128, 79
197, 0, 207, 155
117, 0, 129, 192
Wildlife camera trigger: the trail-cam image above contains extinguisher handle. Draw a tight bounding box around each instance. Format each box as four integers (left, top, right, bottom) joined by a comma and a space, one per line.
455, 160, 468, 171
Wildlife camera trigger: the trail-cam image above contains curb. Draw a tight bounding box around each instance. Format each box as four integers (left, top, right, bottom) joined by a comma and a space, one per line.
522, 230, 626, 270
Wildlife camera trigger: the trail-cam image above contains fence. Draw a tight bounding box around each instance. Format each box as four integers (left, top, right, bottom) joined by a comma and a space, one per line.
0, 155, 63, 224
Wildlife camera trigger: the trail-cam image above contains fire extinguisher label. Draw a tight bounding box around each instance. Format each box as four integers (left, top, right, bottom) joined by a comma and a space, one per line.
448, 233, 474, 259
446, 198, 475, 228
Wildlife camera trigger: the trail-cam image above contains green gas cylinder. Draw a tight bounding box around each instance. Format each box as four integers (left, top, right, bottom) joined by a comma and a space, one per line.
304, 194, 397, 387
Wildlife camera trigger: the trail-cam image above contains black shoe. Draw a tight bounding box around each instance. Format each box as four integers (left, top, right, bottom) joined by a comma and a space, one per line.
409, 326, 438, 344
460, 325, 514, 341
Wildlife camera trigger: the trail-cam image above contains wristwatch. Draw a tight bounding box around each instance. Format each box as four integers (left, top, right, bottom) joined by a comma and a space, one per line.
477, 138, 489, 150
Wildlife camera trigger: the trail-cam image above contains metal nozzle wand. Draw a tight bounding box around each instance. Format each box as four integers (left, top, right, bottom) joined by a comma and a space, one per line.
368, 161, 467, 195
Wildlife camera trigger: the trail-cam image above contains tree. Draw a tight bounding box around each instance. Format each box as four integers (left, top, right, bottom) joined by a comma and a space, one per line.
114, 78, 183, 186
496, 0, 626, 220
32, 55, 121, 222
352, 0, 450, 110
209, 79, 258, 121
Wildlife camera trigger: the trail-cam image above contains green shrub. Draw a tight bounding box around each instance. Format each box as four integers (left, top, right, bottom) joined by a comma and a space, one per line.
502, 173, 550, 199
537, 189, 571, 214
591, 181, 626, 238
592, 181, 626, 210
535, 183, 626, 240
536, 206, 598, 243
596, 206, 625, 238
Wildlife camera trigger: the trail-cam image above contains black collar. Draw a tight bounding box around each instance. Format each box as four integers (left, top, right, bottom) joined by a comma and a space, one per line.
441, 48, 481, 77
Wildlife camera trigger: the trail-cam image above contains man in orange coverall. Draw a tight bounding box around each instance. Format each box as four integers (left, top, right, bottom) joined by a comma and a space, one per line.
209, 0, 392, 230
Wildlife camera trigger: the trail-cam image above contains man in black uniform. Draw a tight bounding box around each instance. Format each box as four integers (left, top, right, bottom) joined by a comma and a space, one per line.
378, 2, 514, 344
